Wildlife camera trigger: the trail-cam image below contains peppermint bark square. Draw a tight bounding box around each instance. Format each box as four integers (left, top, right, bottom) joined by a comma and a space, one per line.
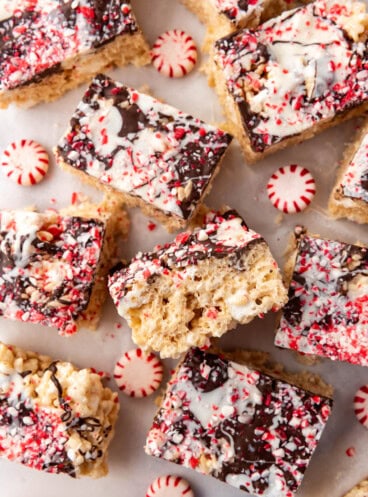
329, 119, 368, 224
55, 74, 233, 231
275, 229, 368, 366
0, 0, 150, 108
210, 0, 368, 163
0, 341, 119, 478
145, 347, 332, 497
108, 209, 287, 358
0, 203, 120, 335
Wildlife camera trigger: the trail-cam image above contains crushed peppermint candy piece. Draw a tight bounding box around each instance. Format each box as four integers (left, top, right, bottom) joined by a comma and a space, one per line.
1, 139, 49, 186
114, 348, 163, 397
346, 447, 356, 457
354, 385, 368, 428
151, 29, 197, 78
267, 164, 316, 213
146, 475, 194, 497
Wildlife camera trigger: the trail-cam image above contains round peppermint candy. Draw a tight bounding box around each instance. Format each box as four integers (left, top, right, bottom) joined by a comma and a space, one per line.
151, 29, 197, 78
354, 384, 368, 428
113, 348, 163, 397
146, 475, 194, 497
267, 164, 316, 214
1, 139, 49, 186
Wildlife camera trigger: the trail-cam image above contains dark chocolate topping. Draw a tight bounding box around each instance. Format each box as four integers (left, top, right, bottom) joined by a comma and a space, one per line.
185, 348, 229, 393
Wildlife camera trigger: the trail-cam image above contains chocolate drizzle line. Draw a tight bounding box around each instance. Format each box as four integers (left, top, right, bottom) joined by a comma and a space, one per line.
0, 361, 108, 477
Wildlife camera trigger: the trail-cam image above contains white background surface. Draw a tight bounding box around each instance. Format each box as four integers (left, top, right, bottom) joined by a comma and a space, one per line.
0, 1, 368, 496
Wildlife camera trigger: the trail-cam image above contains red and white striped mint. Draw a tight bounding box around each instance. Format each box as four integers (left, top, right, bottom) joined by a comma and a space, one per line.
114, 348, 163, 397
1, 139, 49, 186
354, 384, 368, 428
267, 164, 316, 214
146, 475, 194, 497
151, 29, 197, 78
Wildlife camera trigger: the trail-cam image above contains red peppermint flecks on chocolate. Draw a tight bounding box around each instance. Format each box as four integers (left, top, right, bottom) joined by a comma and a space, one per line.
267, 164, 316, 214
151, 29, 197, 78
354, 385, 368, 428
113, 348, 163, 397
146, 475, 194, 497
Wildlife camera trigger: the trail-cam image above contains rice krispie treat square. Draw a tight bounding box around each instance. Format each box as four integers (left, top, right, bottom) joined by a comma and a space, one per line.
0, 0, 150, 108
55, 74, 233, 231
0, 200, 125, 335
209, 0, 368, 163
275, 228, 368, 366
0, 341, 119, 478
329, 120, 368, 224
145, 347, 332, 497
108, 208, 287, 358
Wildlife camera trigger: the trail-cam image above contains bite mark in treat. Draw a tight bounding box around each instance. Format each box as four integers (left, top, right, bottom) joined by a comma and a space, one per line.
146, 475, 194, 497
151, 29, 198, 78
113, 348, 163, 397
275, 230, 368, 366
267, 164, 316, 213
108, 209, 287, 358
354, 385, 368, 428
1, 139, 49, 186
145, 348, 332, 497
